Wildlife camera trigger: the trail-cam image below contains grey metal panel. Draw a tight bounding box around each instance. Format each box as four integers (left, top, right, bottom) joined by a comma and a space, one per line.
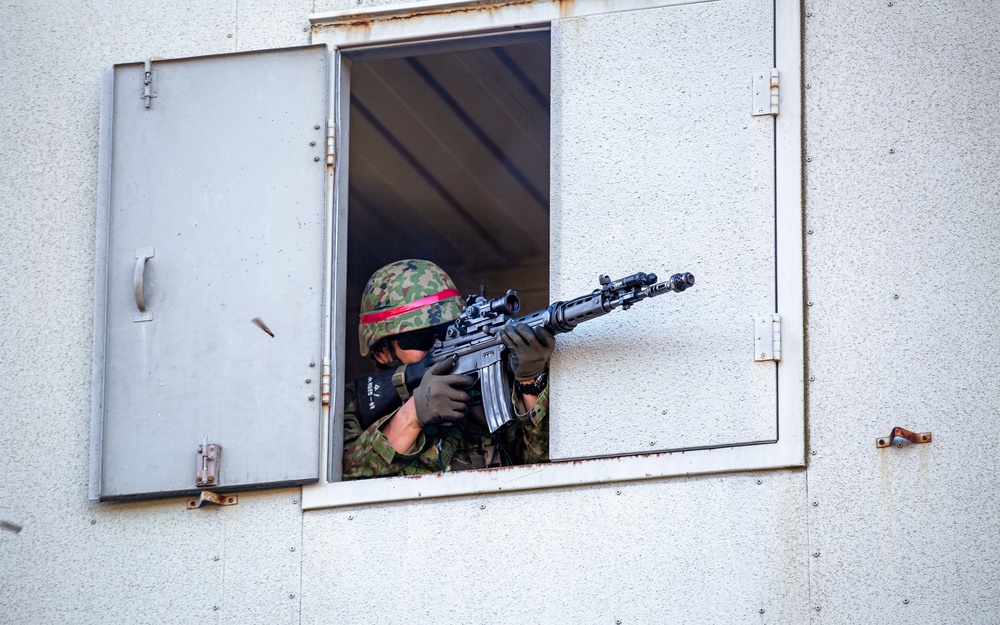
550, 0, 777, 458
99, 45, 328, 499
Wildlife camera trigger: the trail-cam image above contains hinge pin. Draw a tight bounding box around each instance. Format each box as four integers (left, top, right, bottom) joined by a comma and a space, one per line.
143, 60, 153, 108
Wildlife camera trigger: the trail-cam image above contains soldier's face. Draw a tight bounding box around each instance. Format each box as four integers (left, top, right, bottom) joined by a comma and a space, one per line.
373, 339, 429, 367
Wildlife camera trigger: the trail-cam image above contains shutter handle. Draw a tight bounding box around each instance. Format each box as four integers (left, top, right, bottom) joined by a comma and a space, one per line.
133, 247, 155, 322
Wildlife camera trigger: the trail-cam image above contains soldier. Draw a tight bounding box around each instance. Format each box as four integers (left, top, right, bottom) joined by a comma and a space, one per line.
342, 259, 553, 479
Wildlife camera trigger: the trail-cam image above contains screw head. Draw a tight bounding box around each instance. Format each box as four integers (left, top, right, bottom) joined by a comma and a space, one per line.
309, 361, 315, 367
348, 515, 354, 520
314, 125, 321, 130
806, 83, 811, 89
616, 490, 622, 495
213, 606, 219, 611
889, 148, 896, 154
289, 593, 295, 599
815, 606, 822, 612
806, 11, 813, 16
309, 141, 316, 147
807, 229, 814, 234
213, 555, 220, 561
756, 479, 762, 485
903, 599, 909, 604
809, 375, 816, 381
813, 551, 820, 557
480, 504, 486, 510
90, 519, 96, 525
759, 608, 765, 614
227, 33, 233, 38
649, 441, 655, 446
303, 27, 309, 32
208, 476, 215, 482
308, 395, 315, 401
313, 156, 321, 162
807, 301, 814, 306
893, 294, 900, 299
812, 501, 819, 507
806, 156, 813, 162
290, 547, 296, 552
292, 499, 298, 504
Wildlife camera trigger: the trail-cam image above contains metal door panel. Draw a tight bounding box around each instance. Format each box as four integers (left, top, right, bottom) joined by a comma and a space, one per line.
550, 1, 778, 458
98, 45, 328, 498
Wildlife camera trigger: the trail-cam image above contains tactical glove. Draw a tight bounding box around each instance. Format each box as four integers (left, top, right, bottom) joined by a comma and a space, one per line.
413, 357, 474, 427
500, 322, 555, 381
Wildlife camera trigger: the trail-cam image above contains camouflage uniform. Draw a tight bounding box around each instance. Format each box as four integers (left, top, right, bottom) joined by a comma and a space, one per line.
342, 384, 548, 479
343, 258, 549, 479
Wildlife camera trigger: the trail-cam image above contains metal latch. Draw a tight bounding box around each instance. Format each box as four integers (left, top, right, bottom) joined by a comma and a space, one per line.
877, 427, 932, 448
196, 438, 221, 487
187, 491, 238, 510
754, 314, 782, 362
752, 69, 779, 116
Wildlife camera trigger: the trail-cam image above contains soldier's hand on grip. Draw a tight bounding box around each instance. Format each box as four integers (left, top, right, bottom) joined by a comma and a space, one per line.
501, 322, 555, 381
414, 356, 474, 427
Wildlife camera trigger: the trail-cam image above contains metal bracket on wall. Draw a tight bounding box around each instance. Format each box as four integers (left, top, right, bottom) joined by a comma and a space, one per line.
187, 490, 238, 510
876, 427, 932, 448
196, 438, 222, 486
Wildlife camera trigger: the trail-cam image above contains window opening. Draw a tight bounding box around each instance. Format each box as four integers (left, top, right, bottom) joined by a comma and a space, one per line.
341, 31, 552, 478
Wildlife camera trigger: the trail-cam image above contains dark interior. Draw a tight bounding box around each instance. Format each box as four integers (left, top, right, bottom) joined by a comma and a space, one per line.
345, 31, 551, 378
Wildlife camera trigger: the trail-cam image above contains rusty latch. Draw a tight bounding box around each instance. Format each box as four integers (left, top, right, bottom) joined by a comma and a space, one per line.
196, 438, 222, 487
187, 490, 238, 510
877, 427, 932, 448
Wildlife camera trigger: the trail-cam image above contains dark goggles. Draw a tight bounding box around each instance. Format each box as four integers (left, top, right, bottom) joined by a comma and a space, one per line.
393, 324, 449, 352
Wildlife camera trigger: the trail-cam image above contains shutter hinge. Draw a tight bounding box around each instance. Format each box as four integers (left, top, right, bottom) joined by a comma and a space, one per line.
754, 314, 781, 362
142, 59, 157, 109
326, 120, 335, 165
752, 68, 779, 116
321, 357, 331, 406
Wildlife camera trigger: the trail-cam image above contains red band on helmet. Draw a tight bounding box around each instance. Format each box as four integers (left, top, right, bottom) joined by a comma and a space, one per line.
359, 289, 461, 325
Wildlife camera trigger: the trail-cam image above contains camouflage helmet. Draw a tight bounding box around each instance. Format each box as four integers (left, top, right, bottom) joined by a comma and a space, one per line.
358, 259, 463, 357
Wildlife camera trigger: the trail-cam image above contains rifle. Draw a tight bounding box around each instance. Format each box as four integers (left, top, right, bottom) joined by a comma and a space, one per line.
355, 271, 695, 433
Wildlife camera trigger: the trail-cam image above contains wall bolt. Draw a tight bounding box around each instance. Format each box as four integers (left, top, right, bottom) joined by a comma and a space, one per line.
809, 375, 815, 381
309, 141, 316, 147
806, 156, 813, 162
292, 499, 298, 504
303, 27, 309, 32
889, 148, 896, 154
213, 555, 219, 561
480, 504, 486, 510
289, 593, 295, 599
806, 83, 811, 89
290, 547, 296, 552
306, 378, 312, 383
616, 621, 622, 625
813, 551, 820, 557
903, 599, 909, 604
227, 33, 233, 38
313, 157, 321, 162
807, 229, 814, 234
616, 490, 622, 495
309, 361, 315, 367
759, 608, 765, 614
812, 501, 819, 507
806, 11, 813, 16
314, 125, 321, 130
888, 1, 893, 5
811, 450, 817, 455
893, 294, 899, 300
308, 395, 315, 401
213, 606, 219, 611
815, 606, 822, 612
348, 515, 354, 520
90, 519, 96, 525
807, 301, 814, 306
649, 441, 655, 446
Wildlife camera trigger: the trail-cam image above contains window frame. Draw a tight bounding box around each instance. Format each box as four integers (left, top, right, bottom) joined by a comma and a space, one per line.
303, 0, 803, 510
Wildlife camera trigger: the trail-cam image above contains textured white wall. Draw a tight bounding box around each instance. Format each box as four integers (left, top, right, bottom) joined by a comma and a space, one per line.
2, 1, 999, 624
803, 2, 1000, 622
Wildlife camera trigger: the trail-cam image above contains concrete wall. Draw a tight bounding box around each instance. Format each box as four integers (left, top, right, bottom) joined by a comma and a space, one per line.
1, 1, 998, 624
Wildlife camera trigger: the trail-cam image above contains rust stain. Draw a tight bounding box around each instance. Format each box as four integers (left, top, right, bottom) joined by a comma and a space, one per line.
315, 0, 543, 34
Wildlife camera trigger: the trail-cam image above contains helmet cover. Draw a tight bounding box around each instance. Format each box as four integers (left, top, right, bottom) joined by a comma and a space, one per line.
358, 259, 463, 357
